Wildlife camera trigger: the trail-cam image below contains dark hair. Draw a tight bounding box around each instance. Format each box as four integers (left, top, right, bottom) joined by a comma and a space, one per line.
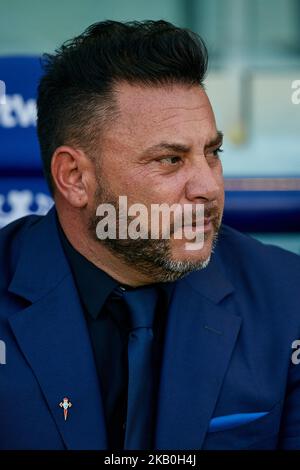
37, 20, 208, 194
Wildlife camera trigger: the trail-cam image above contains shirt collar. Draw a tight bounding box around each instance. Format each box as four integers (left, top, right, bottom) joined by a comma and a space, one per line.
57, 220, 119, 319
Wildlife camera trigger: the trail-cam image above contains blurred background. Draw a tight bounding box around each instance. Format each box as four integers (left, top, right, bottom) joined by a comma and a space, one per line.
0, 0, 299, 253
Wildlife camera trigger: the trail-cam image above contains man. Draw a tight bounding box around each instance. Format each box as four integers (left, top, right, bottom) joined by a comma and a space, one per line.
0, 20, 300, 450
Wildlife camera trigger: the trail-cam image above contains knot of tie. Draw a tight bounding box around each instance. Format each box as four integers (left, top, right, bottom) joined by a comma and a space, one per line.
112, 285, 158, 330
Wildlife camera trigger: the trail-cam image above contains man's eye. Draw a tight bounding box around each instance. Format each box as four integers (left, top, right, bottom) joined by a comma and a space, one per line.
159, 156, 182, 165
212, 147, 224, 157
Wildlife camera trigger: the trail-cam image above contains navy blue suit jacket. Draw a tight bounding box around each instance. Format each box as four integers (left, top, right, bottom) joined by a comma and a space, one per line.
1, 207, 300, 450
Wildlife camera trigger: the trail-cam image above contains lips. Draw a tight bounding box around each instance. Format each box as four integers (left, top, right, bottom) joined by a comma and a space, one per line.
191, 216, 213, 227
204, 216, 213, 225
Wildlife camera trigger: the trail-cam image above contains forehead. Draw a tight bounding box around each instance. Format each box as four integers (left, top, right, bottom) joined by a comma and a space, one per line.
110, 82, 217, 146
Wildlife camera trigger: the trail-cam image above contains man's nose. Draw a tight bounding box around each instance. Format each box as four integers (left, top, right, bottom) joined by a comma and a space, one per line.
185, 157, 221, 202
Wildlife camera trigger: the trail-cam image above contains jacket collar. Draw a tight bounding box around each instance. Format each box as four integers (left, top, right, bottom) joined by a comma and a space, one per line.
9, 206, 69, 303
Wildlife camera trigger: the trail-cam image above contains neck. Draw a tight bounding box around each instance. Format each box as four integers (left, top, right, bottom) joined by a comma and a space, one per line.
57, 210, 156, 288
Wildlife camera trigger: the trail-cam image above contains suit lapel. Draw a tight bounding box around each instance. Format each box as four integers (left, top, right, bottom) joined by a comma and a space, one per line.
155, 252, 241, 450
8, 208, 107, 449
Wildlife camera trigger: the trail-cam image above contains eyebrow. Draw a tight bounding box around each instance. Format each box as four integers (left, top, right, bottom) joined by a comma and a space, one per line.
142, 130, 223, 156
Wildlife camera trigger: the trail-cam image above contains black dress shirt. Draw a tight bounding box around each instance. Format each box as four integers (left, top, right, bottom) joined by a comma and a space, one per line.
57, 220, 175, 449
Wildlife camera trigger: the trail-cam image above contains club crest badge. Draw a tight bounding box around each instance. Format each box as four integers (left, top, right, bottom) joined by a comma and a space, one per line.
59, 397, 72, 421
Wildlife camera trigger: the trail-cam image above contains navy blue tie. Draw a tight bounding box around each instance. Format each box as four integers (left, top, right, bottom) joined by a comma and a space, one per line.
113, 284, 158, 450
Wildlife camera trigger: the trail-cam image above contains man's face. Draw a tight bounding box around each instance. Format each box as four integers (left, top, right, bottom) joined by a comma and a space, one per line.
88, 82, 224, 282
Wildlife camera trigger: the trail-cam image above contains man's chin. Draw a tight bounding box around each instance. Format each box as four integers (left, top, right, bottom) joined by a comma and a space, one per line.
155, 251, 212, 283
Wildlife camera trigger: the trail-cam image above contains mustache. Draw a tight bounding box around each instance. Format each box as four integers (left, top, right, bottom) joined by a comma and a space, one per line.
172, 205, 221, 234
180, 204, 220, 224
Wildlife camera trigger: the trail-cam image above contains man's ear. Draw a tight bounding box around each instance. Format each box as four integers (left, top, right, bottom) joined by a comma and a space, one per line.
51, 146, 91, 207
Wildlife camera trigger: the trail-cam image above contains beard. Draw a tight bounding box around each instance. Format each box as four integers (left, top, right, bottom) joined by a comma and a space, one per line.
88, 178, 222, 283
